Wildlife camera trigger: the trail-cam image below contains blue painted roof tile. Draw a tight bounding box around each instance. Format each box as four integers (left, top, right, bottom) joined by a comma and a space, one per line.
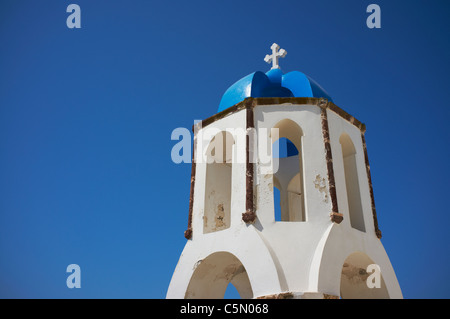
218, 69, 332, 112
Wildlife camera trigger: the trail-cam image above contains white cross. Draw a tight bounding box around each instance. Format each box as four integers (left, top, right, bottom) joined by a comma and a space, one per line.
264, 43, 287, 70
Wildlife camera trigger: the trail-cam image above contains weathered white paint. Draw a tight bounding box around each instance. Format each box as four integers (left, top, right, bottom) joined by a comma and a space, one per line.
167, 102, 402, 299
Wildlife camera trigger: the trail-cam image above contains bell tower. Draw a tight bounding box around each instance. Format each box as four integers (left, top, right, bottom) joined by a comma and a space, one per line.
167, 44, 402, 299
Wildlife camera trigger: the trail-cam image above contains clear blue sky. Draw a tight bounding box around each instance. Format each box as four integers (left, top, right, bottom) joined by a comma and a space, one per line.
1, 0, 449, 299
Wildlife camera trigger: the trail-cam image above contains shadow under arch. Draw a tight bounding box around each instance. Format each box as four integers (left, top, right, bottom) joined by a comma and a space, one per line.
203, 131, 236, 234
204, 130, 236, 164
271, 118, 305, 222
340, 251, 389, 299
339, 133, 365, 232
185, 251, 253, 299
272, 118, 304, 151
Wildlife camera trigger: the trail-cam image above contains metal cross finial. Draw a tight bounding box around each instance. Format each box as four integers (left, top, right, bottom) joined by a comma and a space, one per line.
264, 43, 287, 70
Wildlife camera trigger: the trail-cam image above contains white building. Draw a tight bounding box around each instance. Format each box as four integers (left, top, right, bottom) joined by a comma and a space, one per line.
167, 44, 402, 299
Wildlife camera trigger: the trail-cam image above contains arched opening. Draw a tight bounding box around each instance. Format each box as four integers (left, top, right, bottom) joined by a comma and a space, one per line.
204, 131, 235, 234
224, 282, 241, 299
185, 252, 253, 299
272, 120, 305, 222
339, 133, 365, 232
340, 252, 389, 299
273, 181, 282, 222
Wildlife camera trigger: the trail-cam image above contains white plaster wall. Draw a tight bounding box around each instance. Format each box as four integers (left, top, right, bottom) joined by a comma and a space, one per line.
192, 110, 247, 240
311, 224, 403, 298
166, 224, 283, 298
321, 108, 402, 298
252, 103, 333, 293
326, 109, 376, 237
167, 103, 402, 299
274, 155, 303, 221
203, 162, 232, 233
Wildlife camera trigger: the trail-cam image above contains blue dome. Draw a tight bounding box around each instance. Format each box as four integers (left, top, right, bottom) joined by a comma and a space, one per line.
218, 69, 332, 112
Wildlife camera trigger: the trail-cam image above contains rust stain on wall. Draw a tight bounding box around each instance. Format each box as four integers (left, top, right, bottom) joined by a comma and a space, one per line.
313, 174, 329, 203
341, 262, 370, 284
257, 292, 294, 299
185, 134, 197, 240
215, 204, 226, 229
242, 104, 257, 224
361, 133, 382, 239
319, 103, 342, 224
